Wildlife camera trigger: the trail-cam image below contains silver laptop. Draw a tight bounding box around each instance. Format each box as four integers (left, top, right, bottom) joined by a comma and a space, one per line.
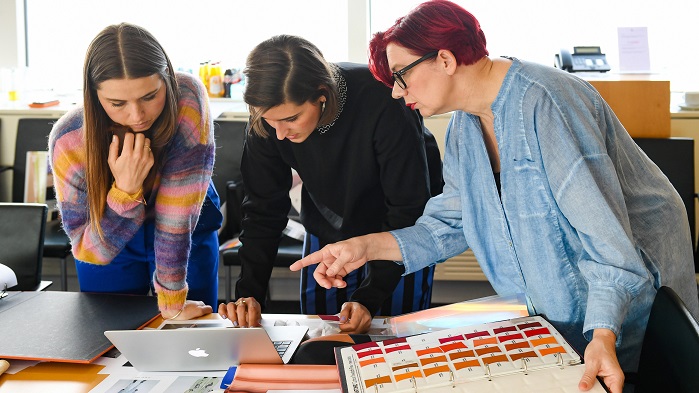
104, 323, 308, 372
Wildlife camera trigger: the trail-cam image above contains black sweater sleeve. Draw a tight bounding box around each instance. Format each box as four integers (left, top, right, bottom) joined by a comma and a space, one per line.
235, 64, 444, 314
234, 128, 292, 307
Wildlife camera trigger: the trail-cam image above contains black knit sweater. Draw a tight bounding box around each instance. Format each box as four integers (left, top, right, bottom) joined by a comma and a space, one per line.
235, 62, 443, 314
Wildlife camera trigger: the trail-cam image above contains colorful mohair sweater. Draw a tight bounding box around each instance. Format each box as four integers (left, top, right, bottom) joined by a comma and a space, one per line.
48, 72, 215, 313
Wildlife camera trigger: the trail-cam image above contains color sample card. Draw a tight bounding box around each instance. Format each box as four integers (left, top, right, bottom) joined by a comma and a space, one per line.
335, 315, 607, 393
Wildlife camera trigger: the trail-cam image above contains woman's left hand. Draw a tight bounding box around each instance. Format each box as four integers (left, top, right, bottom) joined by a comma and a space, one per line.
162, 300, 213, 320
218, 297, 262, 328
579, 328, 624, 393
337, 302, 372, 334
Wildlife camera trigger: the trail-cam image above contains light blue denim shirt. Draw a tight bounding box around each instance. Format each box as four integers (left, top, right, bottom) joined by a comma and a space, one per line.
391, 58, 699, 371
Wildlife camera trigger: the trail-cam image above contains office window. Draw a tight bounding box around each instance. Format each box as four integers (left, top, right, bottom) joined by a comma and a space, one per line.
24, 0, 349, 94
17, 0, 699, 94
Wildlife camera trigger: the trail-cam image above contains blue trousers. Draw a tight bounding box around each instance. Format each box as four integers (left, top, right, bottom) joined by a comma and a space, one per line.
75, 182, 222, 307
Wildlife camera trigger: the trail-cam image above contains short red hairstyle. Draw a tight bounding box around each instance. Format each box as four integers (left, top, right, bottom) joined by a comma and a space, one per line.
368, 0, 489, 87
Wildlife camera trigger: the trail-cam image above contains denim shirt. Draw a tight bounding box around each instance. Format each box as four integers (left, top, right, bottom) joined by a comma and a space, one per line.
391, 58, 699, 371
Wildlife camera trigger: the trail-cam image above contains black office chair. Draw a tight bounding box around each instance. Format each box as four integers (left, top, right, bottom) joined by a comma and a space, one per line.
0, 203, 51, 291
0, 118, 72, 290
629, 286, 699, 392
211, 120, 246, 243
633, 137, 698, 272
221, 180, 304, 303
210, 119, 304, 303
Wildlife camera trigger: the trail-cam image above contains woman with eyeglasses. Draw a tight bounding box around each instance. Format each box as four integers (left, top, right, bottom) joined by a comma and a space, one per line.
218, 34, 443, 333
291, 1, 698, 391
49, 23, 222, 320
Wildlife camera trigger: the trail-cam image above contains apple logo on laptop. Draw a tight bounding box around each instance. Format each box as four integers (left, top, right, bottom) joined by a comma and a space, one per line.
188, 348, 209, 358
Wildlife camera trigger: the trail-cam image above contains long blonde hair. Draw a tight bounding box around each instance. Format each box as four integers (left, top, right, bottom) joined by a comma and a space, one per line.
82, 23, 179, 238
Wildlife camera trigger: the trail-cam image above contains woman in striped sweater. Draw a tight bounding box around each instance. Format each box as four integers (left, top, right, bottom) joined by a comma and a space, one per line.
48, 23, 221, 320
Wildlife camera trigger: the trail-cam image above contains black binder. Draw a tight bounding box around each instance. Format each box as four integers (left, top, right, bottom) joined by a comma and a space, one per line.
0, 291, 159, 363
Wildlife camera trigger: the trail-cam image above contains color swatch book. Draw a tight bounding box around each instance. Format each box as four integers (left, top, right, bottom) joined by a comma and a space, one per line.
334, 315, 608, 393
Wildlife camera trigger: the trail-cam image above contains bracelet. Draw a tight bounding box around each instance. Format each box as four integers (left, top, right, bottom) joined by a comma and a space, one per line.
166, 307, 184, 320
126, 191, 147, 205
112, 181, 147, 205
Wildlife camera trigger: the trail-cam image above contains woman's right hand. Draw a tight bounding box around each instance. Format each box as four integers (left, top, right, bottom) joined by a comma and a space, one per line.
108, 132, 154, 194
218, 297, 262, 328
162, 300, 213, 320
290, 234, 395, 289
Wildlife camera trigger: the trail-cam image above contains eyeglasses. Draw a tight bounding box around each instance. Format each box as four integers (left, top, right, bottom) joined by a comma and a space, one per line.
392, 51, 439, 89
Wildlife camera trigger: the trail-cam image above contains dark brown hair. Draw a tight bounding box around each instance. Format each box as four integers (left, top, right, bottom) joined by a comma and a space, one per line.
243, 35, 339, 137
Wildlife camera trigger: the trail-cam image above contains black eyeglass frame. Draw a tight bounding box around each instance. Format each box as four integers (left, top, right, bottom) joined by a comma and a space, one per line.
392, 51, 439, 89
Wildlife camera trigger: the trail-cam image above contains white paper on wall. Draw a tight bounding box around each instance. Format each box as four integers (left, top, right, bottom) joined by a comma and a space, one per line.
617, 27, 651, 73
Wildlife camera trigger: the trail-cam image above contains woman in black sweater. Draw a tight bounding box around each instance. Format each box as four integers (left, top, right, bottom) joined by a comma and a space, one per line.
219, 35, 443, 333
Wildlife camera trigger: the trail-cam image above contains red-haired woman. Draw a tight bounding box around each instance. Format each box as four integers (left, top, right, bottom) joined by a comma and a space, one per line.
292, 1, 699, 392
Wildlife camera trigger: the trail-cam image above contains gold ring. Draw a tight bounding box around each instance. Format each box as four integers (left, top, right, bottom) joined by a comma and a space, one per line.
235, 299, 246, 306
144, 145, 151, 152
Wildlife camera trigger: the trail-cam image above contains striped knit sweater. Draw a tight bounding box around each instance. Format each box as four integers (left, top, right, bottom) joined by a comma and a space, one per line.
48, 72, 215, 313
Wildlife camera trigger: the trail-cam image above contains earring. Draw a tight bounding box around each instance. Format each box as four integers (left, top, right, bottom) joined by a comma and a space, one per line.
320, 100, 326, 115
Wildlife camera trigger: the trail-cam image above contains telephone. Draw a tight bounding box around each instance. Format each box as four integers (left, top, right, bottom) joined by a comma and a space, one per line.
554, 46, 610, 73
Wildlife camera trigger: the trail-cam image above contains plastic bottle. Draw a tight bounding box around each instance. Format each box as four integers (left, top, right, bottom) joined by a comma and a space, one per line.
198, 62, 210, 92
223, 69, 233, 98
208, 62, 224, 98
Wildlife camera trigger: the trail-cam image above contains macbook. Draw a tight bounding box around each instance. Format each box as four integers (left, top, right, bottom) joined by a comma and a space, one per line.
104, 323, 308, 372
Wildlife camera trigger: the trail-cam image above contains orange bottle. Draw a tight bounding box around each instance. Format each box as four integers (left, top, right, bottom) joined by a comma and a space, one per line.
208, 62, 224, 98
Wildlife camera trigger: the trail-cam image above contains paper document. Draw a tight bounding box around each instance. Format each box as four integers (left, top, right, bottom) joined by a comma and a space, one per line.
618, 27, 651, 73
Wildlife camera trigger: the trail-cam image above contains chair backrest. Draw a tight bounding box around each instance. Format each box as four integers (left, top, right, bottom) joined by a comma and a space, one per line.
0, 203, 48, 290
212, 120, 246, 206
13, 118, 59, 203
223, 179, 303, 268
634, 286, 699, 392
211, 120, 247, 241
225, 180, 246, 238
633, 137, 696, 272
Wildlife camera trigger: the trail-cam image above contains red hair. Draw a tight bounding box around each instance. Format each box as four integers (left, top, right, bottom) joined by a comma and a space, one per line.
369, 0, 489, 87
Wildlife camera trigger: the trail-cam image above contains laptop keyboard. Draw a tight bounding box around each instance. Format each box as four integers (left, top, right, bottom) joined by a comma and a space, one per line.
273, 340, 293, 357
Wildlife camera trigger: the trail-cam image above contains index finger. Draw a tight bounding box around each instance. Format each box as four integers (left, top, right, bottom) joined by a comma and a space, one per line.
290, 251, 325, 271
219, 302, 240, 326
